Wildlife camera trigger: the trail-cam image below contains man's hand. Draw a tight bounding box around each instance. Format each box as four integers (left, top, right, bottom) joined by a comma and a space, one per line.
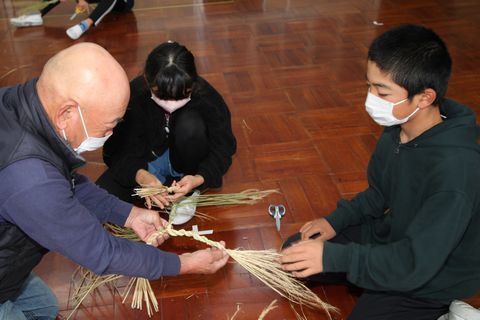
300, 218, 336, 241
135, 169, 170, 209
280, 238, 324, 278
179, 241, 229, 274
169, 175, 204, 201
124, 206, 169, 247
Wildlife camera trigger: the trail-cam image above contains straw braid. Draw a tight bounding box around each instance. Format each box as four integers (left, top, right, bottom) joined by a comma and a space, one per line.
146, 217, 336, 316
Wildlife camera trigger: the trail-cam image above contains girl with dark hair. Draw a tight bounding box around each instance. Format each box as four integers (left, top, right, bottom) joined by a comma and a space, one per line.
97, 41, 236, 224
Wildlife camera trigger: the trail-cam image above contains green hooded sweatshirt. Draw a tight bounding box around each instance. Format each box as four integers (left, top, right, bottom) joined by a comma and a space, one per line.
323, 99, 480, 303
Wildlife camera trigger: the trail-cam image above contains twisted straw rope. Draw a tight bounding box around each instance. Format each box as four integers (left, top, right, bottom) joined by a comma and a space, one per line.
146, 223, 336, 316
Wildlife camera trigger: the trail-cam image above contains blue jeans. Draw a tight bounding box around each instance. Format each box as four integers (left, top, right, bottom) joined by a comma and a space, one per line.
148, 149, 183, 184
0, 273, 59, 320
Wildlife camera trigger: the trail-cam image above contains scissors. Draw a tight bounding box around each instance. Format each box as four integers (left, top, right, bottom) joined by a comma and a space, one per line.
268, 204, 286, 231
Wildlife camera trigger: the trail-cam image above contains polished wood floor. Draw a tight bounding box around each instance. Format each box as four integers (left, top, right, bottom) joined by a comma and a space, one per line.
1, 0, 480, 319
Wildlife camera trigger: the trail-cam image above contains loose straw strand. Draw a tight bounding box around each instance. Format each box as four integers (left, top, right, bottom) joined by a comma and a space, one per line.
229, 304, 242, 320
258, 300, 278, 320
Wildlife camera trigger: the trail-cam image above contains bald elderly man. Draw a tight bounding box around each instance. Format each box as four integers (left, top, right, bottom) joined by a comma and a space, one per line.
0, 43, 228, 319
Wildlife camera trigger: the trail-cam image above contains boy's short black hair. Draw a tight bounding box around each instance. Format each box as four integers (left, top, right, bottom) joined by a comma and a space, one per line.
368, 24, 452, 106
145, 41, 198, 100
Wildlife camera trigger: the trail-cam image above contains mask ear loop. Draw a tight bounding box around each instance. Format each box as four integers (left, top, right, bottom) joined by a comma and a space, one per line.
392, 97, 409, 106
77, 105, 90, 138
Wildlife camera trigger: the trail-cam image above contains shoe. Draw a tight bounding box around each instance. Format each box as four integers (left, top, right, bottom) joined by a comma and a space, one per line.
171, 190, 200, 225
66, 24, 85, 40
10, 13, 43, 27
66, 21, 91, 40
438, 300, 480, 320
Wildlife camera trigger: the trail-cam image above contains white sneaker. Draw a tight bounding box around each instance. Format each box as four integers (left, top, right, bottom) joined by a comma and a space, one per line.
437, 300, 480, 320
171, 190, 201, 225
66, 24, 85, 40
10, 13, 43, 27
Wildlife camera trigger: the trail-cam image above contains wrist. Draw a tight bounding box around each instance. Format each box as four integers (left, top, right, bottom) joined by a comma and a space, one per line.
178, 253, 192, 274
193, 175, 204, 187
135, 169, 147, 185
124, 206, 138, 228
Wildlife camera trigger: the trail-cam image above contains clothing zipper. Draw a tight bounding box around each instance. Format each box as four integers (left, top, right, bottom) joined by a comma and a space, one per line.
165, 113, 170, 134
395, 139, 401, 154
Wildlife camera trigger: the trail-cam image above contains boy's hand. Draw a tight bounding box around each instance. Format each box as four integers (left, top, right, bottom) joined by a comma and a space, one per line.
300, 218, 336, 241
280, 238, 324, 278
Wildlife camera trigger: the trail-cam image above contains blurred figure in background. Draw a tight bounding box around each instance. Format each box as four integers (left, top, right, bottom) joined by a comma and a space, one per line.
10, 0, 134, 40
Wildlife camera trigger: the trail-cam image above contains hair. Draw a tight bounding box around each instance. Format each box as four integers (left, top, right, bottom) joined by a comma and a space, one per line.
144, 41, 198, 100
368, 24, 452, 106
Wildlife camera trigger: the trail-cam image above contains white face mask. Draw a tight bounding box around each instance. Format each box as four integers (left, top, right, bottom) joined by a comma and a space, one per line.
151, 93, 191, 114
63, 106, 111, 154
365, 92, 419, 126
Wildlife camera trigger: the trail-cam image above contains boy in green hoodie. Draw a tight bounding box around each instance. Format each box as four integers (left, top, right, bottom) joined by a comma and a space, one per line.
280, 24, 480, 320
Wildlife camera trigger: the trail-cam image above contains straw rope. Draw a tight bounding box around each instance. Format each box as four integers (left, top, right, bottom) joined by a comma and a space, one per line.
69, 192, 337, 318
67, 267, 123, 320
146, 224, 336, 316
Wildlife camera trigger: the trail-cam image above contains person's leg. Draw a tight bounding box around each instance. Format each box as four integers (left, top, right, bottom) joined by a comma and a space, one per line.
0, 273, 59, 320
87, 0, 119, 26
40, 0, 61, 16
147, 149, 183, 184
169, 107, 209, 175
111, 0, 135, 13
96, 168, 137, 203
10, 0, 60, 27
348, 291, 449, 320
66, 0, 115, 39
0, 301, 27, 320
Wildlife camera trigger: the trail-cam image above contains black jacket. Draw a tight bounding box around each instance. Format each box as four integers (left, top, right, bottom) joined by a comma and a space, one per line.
324, 99, 480, 302
103, 76, 236, 188
0, 79, 85, 302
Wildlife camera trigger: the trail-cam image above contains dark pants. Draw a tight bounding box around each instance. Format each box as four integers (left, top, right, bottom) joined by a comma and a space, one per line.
282, 226, 449, 320
41, 0, 134, 25
96, 107, 209, 203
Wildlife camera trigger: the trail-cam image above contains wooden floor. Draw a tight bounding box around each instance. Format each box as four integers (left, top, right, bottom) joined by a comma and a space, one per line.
1, 0, 480, 319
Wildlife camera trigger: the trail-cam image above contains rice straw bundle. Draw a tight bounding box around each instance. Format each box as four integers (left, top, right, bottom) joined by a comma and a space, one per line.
121, 277, 158, 317
133, 185, 175, 197
105, 223, 141, 241
67, 267, 123, 320
18, 0, 58, 15
135, 188, 280, 208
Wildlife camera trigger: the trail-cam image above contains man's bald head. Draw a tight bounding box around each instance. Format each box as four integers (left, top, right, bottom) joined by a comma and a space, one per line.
37, 43, 130, 149
39, 42, 129, 113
